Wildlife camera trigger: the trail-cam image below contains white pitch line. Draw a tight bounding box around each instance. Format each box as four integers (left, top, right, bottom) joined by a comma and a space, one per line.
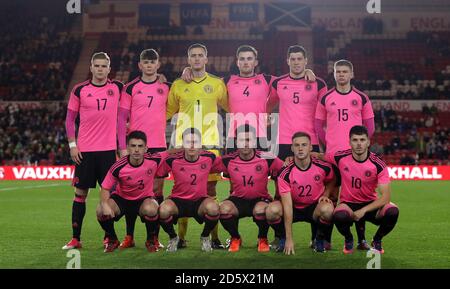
0, 183, 68, 192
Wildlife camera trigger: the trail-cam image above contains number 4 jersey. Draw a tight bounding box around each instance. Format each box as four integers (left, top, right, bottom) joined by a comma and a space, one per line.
67, 79, 123, 152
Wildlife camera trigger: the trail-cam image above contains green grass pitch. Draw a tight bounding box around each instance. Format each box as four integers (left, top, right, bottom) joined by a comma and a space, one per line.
0, 180, 449, 269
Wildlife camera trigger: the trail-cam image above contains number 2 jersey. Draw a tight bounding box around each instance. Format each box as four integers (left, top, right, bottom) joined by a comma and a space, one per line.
218, 151, 284, 200
101, 152, 166, 201
156, 150, 223, 200
277, 158, 334, 209
334, 150, 390, 204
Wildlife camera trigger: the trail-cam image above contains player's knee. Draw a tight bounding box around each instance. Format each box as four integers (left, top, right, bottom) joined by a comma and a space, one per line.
253, 205, 267, 217
381, 204, 399, 221
319, 204, 334, 221
205, 201, 220, 216
219, 203, 234, 215
333, 208, 352, 223
141, 205, 158, 218
95, 204, 103, 219
158, 204, 173, 219
266, 203, 282, 219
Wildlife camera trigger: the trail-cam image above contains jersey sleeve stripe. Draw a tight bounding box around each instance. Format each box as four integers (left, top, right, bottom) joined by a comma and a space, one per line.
320, 88, 336, 106
124, 77, 140, 95
73, 80, 90, 97
353, 87, 369, 106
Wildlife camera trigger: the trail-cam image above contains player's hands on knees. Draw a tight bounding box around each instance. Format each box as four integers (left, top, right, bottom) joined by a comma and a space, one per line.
305, 69, 316, 82
70, 147, 83, 165
102, 202, 115, 219
181, 67, 193, 83
119, 149, 128, 158
319, 196, 332, 204
284, 239, 295, 255
353, 209, 366, 221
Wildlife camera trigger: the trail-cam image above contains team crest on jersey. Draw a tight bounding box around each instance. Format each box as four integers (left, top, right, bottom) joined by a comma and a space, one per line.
344, 167, 349, 172
314, 175, 321, 182
234, 167, 239, 172
305, 84, 312, 91
180, 167, 186, 172
201, 164, 207, 170
255, 165, 263, 173
147, 169, 153, 175
254, 79, 261, 85
365, 170, 372, 177
157, 88, 164, 95
352, 99, 358, 106
107, 89, 114, 96
203, 85, 213, 94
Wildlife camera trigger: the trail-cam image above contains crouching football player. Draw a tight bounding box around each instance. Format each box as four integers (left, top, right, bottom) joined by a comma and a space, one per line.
333, 125, 399, 254
157, 128, 222, 252
266, 132, 336, 254
97, 131, 164, 253
218, 125, 284, 252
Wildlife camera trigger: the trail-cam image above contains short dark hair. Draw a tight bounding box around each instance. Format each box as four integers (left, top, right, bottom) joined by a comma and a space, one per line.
140, 49, 159, 61
188, 43, 208, 57
287, 45, 307, 59
291, 131, 311, 142
182, 127, 202, 140
334, 59, 353, 72
235, 124, 257, 138
127, 130, 147, 144
349, 125, 368, 138
236, 45, 258, 59
91, 52, 110, 64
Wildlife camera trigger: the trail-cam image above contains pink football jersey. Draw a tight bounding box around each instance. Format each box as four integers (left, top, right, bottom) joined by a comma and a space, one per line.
225, 74, 275, 137
119, 77, 170, 149
67, 79, 123, 152
334, 150, 390, 204
269, 76, 328, 145
157, 151, 222, 200
101, 152, 165, 201
315, 87, 374, 156
278, 158, 334, 209
219, 151, 284, 199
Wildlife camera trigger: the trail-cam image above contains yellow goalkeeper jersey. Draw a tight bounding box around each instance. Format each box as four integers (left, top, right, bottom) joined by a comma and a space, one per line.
167, 73, 228, 147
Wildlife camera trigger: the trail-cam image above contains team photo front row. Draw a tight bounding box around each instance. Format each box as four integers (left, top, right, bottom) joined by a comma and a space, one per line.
93, 125, 399, 255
